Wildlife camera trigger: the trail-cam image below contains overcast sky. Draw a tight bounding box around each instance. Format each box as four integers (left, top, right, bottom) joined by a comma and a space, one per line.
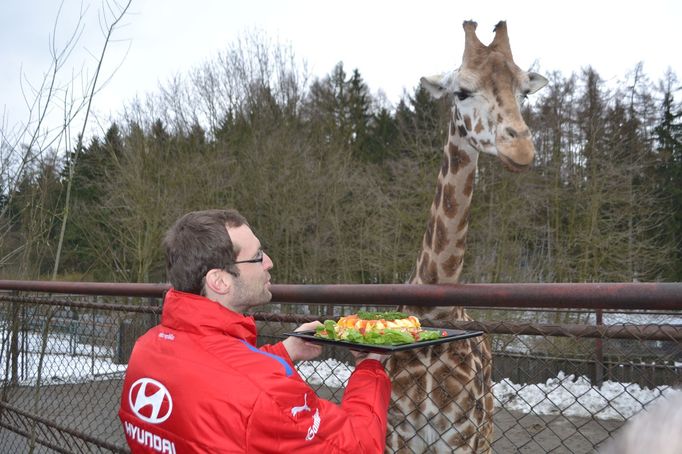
2, 0, 681, 138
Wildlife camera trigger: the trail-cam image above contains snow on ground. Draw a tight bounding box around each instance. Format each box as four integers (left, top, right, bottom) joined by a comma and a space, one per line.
601, 313, 682, 325
2, 330, 680, 421
296, 359, 682, 421
492, 371, 681, 420
0, 331, 127, 385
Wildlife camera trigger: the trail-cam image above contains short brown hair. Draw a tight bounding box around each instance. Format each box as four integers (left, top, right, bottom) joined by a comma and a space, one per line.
163, 209, 248, 294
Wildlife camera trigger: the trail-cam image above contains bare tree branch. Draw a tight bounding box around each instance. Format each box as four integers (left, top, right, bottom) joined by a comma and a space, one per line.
52, 0, 133, 279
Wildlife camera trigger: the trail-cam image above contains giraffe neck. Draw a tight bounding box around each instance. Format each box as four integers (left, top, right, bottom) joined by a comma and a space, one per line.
404, 112, 480, 321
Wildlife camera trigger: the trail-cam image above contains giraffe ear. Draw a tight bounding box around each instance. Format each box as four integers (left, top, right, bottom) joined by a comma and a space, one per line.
420, 71, 458, 99
527, 72, 548, 94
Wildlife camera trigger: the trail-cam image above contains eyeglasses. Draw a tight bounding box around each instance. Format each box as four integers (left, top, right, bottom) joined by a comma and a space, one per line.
234, 251, 265, 265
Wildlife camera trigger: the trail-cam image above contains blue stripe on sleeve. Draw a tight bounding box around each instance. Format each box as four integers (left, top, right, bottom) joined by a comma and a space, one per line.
238, 340, 294, 377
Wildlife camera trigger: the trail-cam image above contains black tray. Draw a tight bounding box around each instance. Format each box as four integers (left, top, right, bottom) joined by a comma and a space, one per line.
282, 328, 484, 353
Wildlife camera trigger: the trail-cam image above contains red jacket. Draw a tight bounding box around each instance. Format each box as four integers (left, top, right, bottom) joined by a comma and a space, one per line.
119, 289, 391, 453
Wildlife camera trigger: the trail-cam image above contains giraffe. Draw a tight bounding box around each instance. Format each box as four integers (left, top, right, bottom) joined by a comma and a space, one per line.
384, 21, 548, 453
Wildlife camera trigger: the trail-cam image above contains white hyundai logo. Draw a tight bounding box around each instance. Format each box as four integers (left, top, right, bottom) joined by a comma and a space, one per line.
129, 378, 173, 424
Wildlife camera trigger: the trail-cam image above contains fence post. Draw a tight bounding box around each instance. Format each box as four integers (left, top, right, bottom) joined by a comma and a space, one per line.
594, 309, 604, 386
9, 301, 20, 386
116, 319, 133, 364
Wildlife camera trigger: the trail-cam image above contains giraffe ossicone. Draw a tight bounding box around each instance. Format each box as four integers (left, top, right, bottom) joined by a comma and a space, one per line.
385, 20, 548, 453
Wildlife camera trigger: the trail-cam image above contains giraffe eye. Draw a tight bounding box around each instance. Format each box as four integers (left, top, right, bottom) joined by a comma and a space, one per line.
454, 89, 471, 101
519, 90, 530, 104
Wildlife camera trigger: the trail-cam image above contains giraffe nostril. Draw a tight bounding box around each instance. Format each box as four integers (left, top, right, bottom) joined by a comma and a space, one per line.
505, 127, 518, 139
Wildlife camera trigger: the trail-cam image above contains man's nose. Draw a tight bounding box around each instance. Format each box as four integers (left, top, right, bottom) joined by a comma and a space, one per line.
263, 252, 274, 270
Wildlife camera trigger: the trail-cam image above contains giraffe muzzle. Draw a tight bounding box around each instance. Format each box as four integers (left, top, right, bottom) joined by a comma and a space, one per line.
498, 154, 530, 173
497, 145, 534, 173
496, 125, 535, 172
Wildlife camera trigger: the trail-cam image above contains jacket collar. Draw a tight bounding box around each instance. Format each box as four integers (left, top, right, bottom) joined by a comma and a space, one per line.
161, 288, 257, 343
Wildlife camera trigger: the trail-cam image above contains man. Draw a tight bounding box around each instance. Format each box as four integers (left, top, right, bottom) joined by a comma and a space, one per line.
118, 209, 391, 453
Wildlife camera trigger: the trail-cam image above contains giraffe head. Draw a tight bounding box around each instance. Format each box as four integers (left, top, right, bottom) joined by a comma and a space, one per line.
421, 20, 547, 172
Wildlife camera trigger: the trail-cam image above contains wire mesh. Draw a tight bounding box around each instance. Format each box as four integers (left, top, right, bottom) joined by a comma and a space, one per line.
0, 293, 679, 453
0, 293, 160, 453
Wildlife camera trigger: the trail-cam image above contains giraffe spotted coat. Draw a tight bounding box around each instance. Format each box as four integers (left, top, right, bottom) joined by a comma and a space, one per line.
384, 20, 548, 453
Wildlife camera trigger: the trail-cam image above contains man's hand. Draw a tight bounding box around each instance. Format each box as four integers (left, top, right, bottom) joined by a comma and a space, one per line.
282, 321, 323, 362
350, 350, 390, 366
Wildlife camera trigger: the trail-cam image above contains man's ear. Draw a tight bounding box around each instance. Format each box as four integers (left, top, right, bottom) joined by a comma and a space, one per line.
204, 269, 232, 295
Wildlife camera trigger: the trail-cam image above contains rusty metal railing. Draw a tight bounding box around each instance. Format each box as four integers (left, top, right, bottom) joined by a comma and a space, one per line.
1, 280, 681, 309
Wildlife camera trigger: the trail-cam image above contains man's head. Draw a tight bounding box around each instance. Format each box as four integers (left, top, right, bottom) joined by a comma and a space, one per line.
163, 209, 273, 312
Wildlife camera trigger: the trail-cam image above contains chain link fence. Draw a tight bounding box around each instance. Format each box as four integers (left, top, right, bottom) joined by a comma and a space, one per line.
0, 286, 680, 453
0, 293, 160, 453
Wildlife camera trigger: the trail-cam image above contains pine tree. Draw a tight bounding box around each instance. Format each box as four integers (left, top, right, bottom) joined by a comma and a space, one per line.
366, 107, 399, 162
346, 69, 372, 159
655, 72, 682, 279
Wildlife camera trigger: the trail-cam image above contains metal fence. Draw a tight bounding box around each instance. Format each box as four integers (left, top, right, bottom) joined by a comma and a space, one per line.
0, 281, 680, 453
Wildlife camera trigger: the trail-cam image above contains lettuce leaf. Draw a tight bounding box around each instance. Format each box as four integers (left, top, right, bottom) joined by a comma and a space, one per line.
323, 320, 337, 339
357, 310, 409, 321
343, 328, 364, 343
362, 329, 414, 345
315, 320, 337, 339
418, 330, 443, 341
